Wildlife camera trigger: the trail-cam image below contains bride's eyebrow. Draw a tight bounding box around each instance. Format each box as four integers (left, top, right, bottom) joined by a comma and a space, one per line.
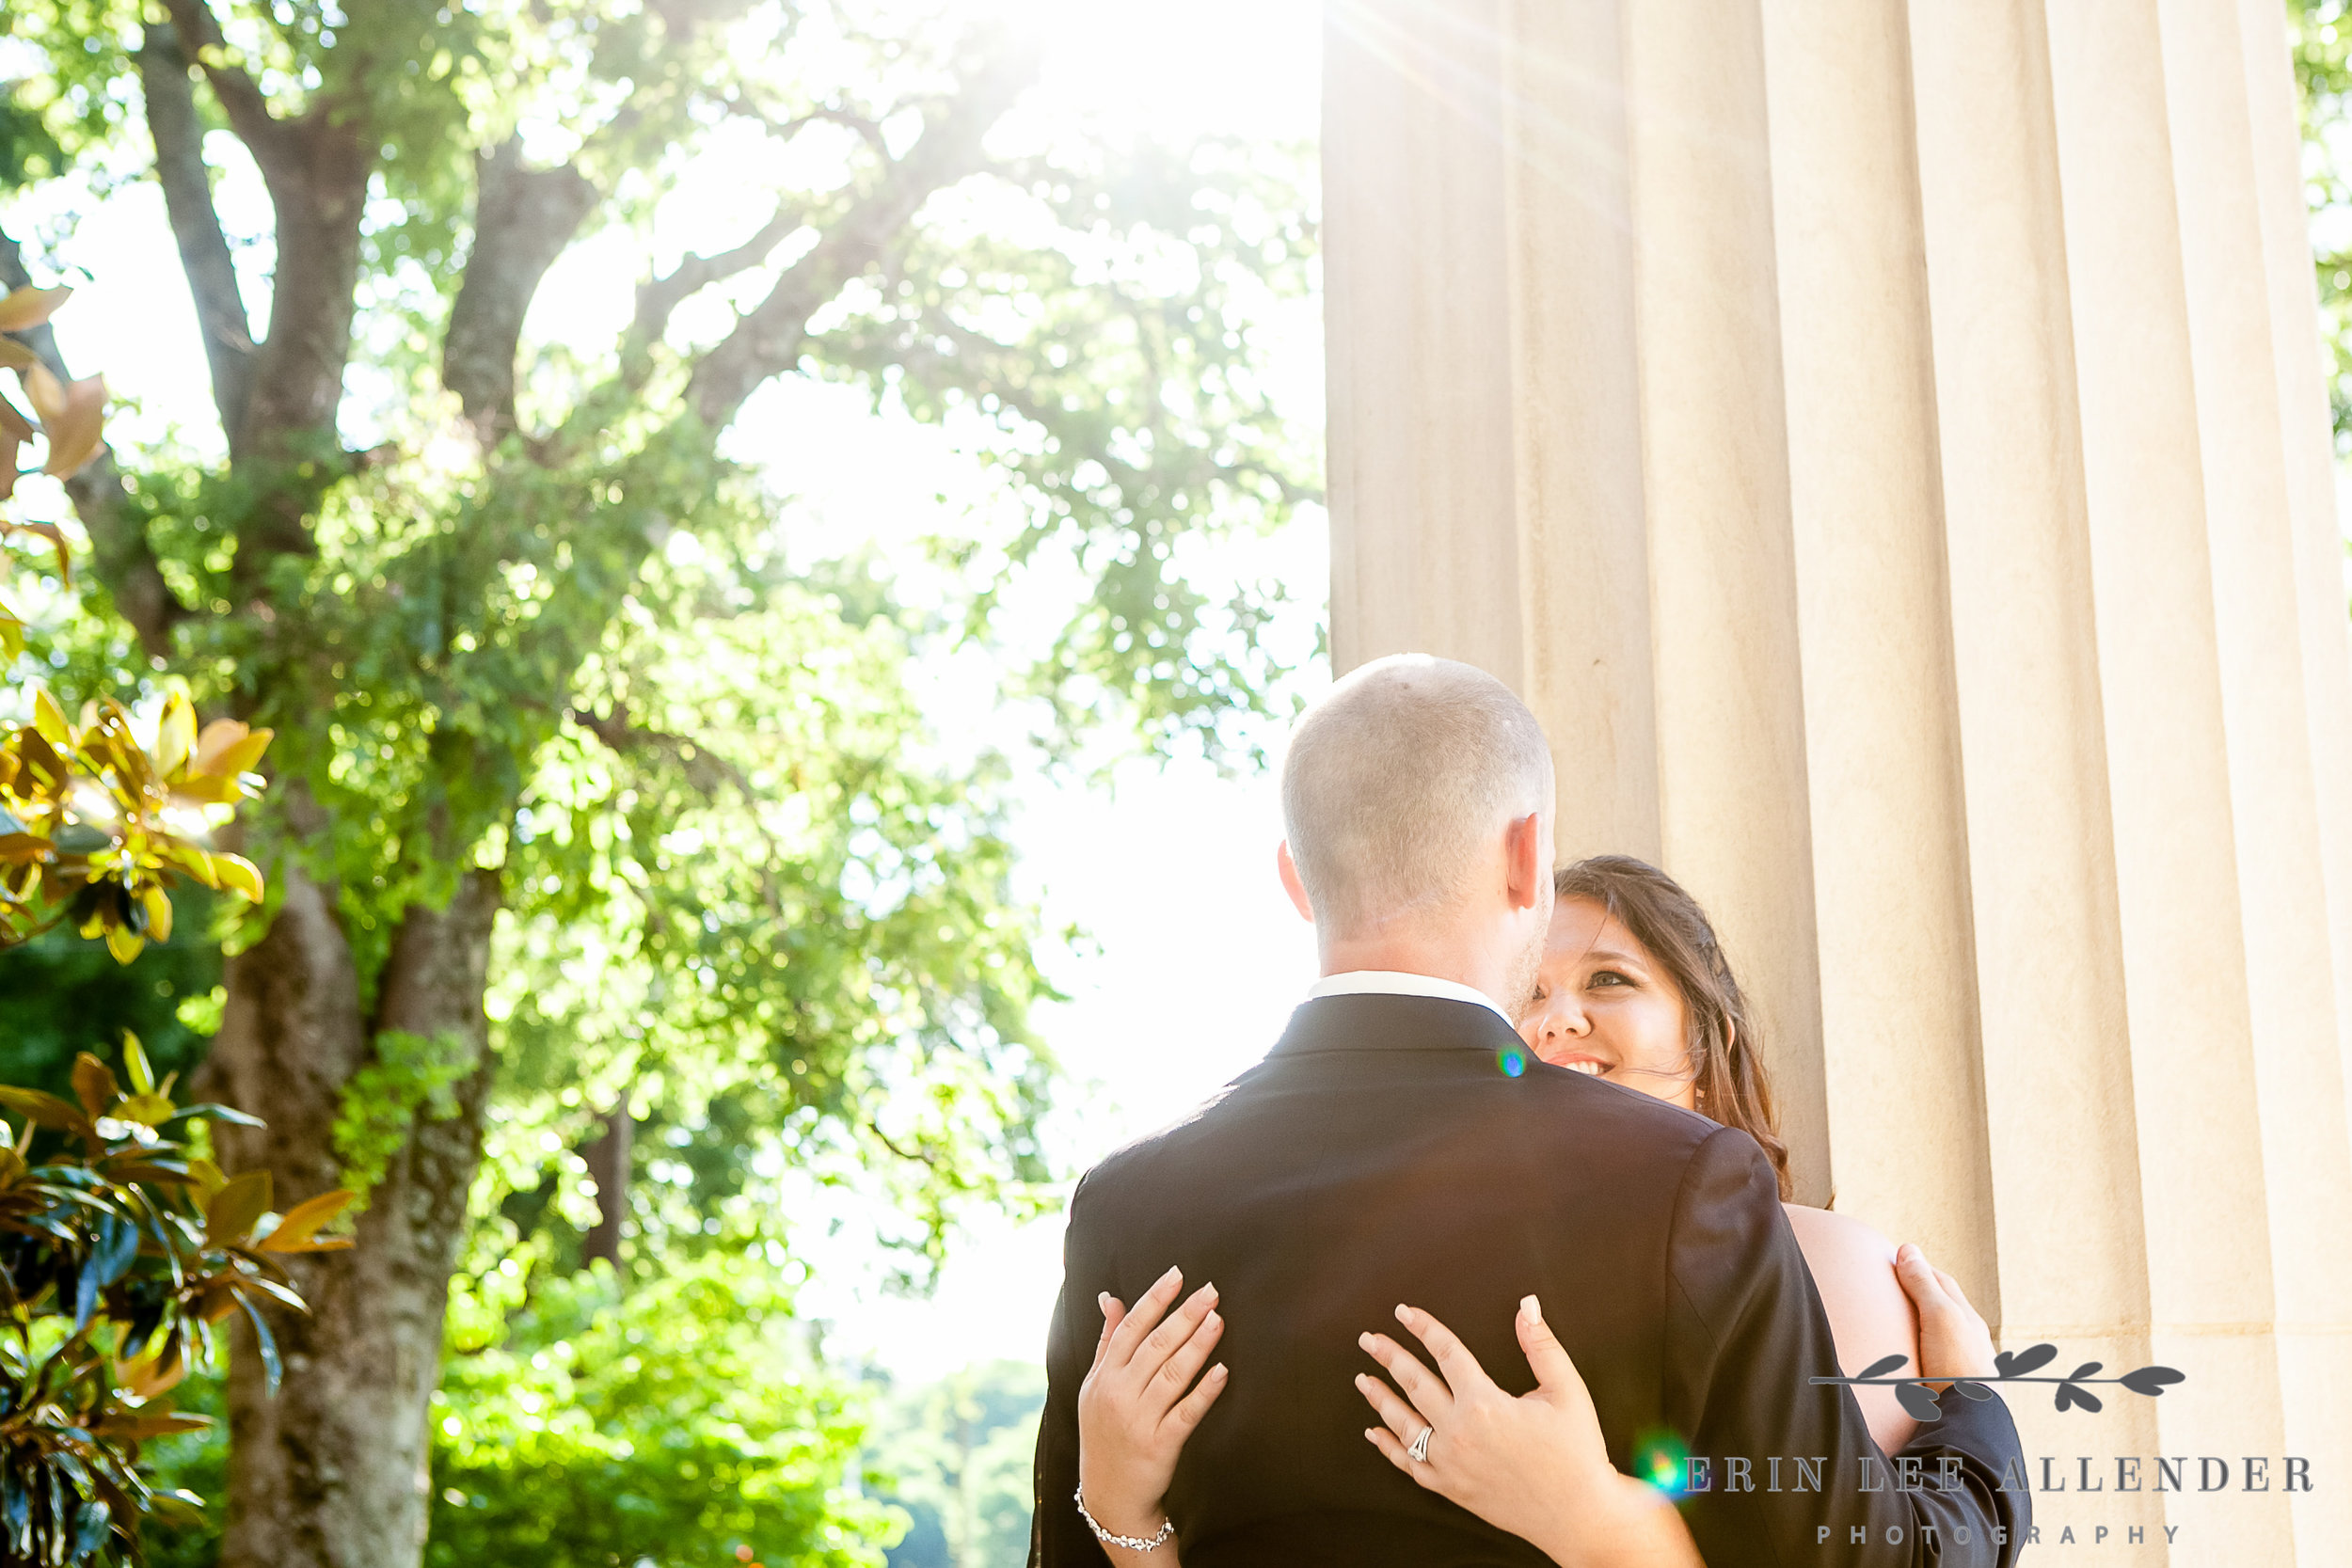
1582, 947, 1647, 968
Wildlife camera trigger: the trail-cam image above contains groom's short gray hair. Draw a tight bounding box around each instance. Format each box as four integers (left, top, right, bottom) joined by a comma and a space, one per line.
1280, 654, 1554, 934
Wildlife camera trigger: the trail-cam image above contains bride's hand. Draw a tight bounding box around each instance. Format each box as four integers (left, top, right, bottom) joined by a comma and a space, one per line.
1076, 1265, 1228, 1546
1897, 1243, 1996, 1384
1357, 1297, 1701, 1568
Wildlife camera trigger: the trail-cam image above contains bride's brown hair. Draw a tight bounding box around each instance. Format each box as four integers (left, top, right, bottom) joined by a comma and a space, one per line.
1553, 855, 1791, 1200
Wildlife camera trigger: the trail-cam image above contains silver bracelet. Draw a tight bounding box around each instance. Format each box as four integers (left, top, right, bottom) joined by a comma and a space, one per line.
1073, 1486, 1175, 1553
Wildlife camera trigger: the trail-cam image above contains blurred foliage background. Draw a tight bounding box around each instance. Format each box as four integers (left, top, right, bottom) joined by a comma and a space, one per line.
0, 0, 1312, 1562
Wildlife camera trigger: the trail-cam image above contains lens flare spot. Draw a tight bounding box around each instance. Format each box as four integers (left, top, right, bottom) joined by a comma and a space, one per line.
1498, 1048, 1526, 1078
1634, 1429, 1691, 1497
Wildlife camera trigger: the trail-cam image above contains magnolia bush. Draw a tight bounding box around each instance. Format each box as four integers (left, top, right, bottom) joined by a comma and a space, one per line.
0, 282, 315, 1564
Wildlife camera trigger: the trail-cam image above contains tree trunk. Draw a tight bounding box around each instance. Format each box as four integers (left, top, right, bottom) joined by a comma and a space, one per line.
579, 1102, 632, 1274
204, 868, 501, 1568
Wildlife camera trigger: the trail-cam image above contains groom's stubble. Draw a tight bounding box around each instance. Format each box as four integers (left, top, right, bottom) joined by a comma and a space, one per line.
1498, 912, 1548, 1022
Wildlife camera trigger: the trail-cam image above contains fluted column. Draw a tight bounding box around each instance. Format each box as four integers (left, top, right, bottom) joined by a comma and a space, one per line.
1325, 1, 2352, 1560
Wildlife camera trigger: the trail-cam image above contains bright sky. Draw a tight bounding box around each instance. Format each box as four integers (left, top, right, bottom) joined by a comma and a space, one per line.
7, 0, 1330, 1381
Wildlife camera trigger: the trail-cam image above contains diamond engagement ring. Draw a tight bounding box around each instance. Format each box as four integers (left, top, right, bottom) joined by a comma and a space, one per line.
1407, 1425, 1434, 1464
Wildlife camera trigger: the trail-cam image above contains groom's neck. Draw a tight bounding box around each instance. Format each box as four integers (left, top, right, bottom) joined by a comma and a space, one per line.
1316, 927, 1517, 1012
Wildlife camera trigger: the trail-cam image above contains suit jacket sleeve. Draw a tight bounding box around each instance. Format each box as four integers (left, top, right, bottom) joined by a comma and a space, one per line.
1031, 1173, 1114, 1568
1665, 1126, 2029, 1568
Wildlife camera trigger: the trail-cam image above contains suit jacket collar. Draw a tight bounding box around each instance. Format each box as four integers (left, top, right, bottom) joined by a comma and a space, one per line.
1269, 990, 1528, 1060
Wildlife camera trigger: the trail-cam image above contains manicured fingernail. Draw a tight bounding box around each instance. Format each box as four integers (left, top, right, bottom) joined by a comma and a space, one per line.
1521, 1294, 1541, 1323
1200, 1283, 1218, 1303
1394, 1304, 1411, 1323
1209, 1363, 1227, 1379
1160, 1265, 1182, 1284
1365, 1428, 1379, 1442
1099, 1292, 1112, 1311
1204, 1311, 1220, 1330
1358, 1331, 1375, 1350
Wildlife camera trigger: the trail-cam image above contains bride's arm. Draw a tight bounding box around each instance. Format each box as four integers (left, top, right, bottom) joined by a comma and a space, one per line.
1075, 1267, 1227, 1568
1357, 1298, 1703, 1568
1781, 1203, 1921, 1454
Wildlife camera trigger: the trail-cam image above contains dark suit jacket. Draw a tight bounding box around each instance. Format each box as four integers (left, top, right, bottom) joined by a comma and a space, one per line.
1030, 992, 2027, 1567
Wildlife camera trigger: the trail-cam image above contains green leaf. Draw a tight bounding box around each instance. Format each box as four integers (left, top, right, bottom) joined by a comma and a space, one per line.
204, 1170, 273, 1246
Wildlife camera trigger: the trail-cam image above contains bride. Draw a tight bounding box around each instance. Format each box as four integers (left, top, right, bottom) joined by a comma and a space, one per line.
1071, 855, 1999, 1566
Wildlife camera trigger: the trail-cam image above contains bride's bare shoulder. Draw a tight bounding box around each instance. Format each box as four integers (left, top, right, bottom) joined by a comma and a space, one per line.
1780, 1202, 1899, 1271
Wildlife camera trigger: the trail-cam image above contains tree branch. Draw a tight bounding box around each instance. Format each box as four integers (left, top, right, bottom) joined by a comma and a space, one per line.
0, 231, 196, 660
442, 141, 598, 437
158, 0, 292, 178
138, 22, 256, 439
683, 43, 1039, 430
625, 202, 804, 378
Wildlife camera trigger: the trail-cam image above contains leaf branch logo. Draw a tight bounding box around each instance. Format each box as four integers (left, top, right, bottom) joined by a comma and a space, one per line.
1810, 1343, 2185, 1423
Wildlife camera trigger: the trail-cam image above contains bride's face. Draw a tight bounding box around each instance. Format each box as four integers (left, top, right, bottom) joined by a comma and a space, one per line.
1516, 896, 1698, 1110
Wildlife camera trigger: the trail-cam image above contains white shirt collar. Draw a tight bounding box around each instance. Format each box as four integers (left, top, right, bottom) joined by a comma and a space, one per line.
1306, 970, 1518, 1028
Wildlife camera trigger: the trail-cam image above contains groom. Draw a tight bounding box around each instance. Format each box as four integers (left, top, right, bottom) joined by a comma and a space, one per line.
1029, 655, 2026, 1565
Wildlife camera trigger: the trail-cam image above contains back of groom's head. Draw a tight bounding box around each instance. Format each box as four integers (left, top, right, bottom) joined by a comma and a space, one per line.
1280, 654, 1554, 937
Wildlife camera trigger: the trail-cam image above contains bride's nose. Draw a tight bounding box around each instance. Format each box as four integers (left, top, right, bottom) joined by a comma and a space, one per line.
1537, 998, 1590, 1043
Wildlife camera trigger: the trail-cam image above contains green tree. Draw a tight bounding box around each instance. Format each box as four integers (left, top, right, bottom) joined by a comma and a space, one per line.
0, 5, 1311, 1566
862, 1361, 1044, 1568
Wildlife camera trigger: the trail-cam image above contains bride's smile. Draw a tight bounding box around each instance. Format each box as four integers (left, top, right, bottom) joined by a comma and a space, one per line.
1518, 897, 1697, 1105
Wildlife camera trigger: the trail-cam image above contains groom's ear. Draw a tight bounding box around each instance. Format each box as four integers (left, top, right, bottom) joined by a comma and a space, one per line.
1277, 842, 1316, 924
1503, 812, 1548, 913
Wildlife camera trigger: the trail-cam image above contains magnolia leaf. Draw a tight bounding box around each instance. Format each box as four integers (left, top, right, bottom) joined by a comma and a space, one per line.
94, 1411, 211, 1440
153, 693, 196, 780
115, 1093, 176, 1128
204, 1169, 272, 1246
2, 518, 70, 578
122, 1031, 155, 1096
167, 773, 244, 805
71, 1053, 119, 1119
21, 359, 66, 421
117, 1333, 188, 1401
210, 852, 264, 903
138, 885, 173, 944
32, 687, 70, 749
39, 373, 104, 476
0, 1085, 96, 1138
191, 718, 252, 774
0, 284, 72, 331
240, 1293, 284, 1396
257, 1188, 356, 1254
185, 1157, 227, 1204
215, 725, 273, 780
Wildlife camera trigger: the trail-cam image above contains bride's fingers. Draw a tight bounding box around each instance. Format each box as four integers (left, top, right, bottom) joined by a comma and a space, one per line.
1358, 1331, 1454, 1421
1090, 1293, 1128, 1372
1394, 1304, 1498, 1402
1163, 1361, 1230, 1435
1105, 1265, 1184, 1370
1135, 1283, 1219, 1389
1147, 1300, 1225, 1407
1364, 1423, 1445, 1490
1353, 1370, 1435, 1449
1514, 1294, 1588, 1402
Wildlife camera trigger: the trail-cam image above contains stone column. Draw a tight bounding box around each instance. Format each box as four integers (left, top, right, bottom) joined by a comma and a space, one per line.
1324, 1, 2352, 1561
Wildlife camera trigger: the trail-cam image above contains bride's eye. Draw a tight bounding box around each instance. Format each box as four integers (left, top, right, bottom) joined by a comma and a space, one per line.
1589, 970, 1631, 989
